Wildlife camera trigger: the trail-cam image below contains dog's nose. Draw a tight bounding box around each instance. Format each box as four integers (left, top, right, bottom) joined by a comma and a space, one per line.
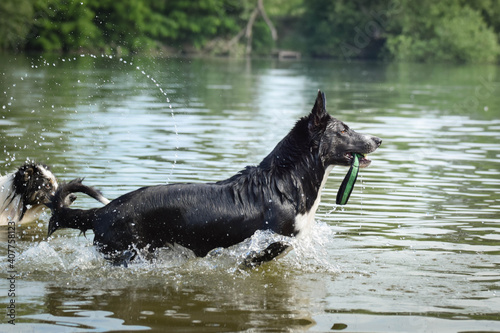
373, 137, 382, 147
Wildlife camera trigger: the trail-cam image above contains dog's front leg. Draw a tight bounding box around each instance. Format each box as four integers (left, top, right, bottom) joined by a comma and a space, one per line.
106, 250, 136, 267
241, 242, 291, 268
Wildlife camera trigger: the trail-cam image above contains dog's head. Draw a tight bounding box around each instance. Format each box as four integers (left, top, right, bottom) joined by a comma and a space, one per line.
13, 163, 58, 206
309, 91, 382, 168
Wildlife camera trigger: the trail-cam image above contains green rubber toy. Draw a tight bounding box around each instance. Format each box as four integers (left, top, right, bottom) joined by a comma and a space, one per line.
336, 153, 361, 205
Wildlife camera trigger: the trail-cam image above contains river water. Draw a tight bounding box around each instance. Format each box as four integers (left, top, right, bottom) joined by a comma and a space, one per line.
0, 55, 499, 332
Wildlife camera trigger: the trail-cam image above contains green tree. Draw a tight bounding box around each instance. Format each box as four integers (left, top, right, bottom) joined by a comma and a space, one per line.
27, 0, 101, 52
157, 0, 243, 50
386, 0, 500, 63
301, 0, 500, 63
21, 0, 244, 54
301, 0, 391, 59
463, 0, 500, 33
0, 0, 34, 51
91, 0, 170, 54
2, 0, 499, 62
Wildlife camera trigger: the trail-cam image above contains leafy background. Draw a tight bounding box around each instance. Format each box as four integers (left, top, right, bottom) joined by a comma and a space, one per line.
1, 0, 500, 62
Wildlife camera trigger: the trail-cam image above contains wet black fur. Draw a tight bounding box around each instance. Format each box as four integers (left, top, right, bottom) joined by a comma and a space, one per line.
47, 91, 382, 265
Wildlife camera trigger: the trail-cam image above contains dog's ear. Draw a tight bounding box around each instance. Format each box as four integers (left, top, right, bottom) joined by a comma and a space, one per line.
309, 90, 328, 129
20, 165, 34, 182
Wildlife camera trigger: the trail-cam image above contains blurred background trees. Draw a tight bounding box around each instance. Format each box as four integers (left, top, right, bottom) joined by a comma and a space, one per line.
0, 0, 499, 63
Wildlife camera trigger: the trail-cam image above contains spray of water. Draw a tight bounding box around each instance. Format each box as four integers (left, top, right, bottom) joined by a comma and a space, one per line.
3, 217, 339, 286
2, 53, 180, 179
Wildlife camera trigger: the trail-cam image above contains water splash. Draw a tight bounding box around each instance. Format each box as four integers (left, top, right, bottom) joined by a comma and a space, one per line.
3, 53, 180, 178
3, 218, 339, 286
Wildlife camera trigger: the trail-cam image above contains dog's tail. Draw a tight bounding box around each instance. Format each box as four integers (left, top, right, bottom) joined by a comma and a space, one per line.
47, 178, 109, 237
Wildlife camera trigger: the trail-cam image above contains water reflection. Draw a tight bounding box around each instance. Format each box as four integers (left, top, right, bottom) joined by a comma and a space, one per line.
28, 269, 317, 332
1, 55, 499, 332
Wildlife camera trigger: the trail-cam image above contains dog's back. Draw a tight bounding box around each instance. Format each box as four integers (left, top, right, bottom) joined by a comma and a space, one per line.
49, 178, 293, 257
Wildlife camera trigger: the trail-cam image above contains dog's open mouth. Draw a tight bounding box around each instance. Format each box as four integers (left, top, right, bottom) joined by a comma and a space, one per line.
344, 152, 372, 168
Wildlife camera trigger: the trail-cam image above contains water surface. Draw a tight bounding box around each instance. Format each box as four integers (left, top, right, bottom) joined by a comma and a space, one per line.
1, 55, 499, 332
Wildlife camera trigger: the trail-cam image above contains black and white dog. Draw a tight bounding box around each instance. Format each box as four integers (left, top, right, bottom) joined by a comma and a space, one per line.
47, 91, 382, 265
0, 163, 59, 225
0, 163, 109, 226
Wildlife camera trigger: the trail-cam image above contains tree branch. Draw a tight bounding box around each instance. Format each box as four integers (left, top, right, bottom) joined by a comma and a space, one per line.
245, 7, 259, 55
257, 0, 277, 41
215, 0, 277, 56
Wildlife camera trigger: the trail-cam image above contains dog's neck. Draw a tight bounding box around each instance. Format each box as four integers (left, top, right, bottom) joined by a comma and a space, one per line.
257, 117, 330, 215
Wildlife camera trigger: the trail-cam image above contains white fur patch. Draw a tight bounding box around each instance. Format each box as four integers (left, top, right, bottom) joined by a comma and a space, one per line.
294, 165, 334, 236
0, 173, 21, 225
99, 195, 111, 205
38, 165, 58, 191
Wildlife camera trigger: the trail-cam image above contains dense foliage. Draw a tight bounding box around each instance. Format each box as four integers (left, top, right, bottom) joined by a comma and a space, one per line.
1, 0, 499, 62
1, 0, 244, 55
302, 0, 500, 63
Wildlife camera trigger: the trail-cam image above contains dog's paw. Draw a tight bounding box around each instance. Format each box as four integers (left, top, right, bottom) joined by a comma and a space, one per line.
107, 250, 135, 267
241, 242, 290, 269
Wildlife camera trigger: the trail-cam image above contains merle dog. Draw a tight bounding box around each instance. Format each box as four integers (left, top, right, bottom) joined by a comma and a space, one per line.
0, 163, 59, 225
0, 163, 109, 226
47, 91, 381, 266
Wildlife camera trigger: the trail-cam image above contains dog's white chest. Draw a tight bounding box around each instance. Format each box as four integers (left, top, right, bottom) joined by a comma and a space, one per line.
294, 166, 333, 236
